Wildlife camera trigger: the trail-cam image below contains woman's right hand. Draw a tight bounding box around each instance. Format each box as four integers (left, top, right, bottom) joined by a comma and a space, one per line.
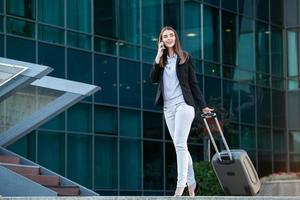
155, 42, 165, 64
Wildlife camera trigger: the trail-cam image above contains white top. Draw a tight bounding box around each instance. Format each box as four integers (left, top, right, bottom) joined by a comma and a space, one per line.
163, 53, 184, 107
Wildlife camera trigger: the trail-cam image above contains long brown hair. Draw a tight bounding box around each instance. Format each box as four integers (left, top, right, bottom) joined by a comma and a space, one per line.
157, 26, 187, 67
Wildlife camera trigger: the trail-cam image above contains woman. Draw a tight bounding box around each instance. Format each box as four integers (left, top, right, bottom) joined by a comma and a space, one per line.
150, 26, 213, 196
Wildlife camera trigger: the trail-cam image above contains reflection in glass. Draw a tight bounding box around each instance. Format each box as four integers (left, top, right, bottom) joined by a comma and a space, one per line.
67, 0, 91, 33
270, 0, 283, 25
142, 0, 161, 48
256, 87, 271, 126
287, 29, 298, 77
120, 109, 141, 137
203, 6, 219, 62
223, 80, 239, 122
288, 92, 300, 129
183, 1, 201, 59
257, 151, 272, 177
119, 42, 140, 60
0, 86, 62, 133
7, 17, 35, 38
143, 112, 163, 139
164, 0, 181, 38
285, 0, 297, 27
257, 128, 271, 150
272, 90, 285, 128
38, 25, 64, 45
67, 103, 92, 133
271, 27, 283, 77
239, 0, 253, 17
7, 36, 35, 63
255, 0, 269, 22
222, 11, 236, 65
38, 0, 64, 26
94, 37, 117, 55
290, 131, 300, 153
239, 83, 255, 124
67, 31, 91, 50
222, 0, 237, 12
7, 0, 35, 19
204, 0, 219, 6
256, 22, 269, 74
238, 17, 254, 70
94, 106, 117, 135
142, 63, 158, 110
240, 125, 255, 149
204, 62, 220, 77
273, 130, 286, 172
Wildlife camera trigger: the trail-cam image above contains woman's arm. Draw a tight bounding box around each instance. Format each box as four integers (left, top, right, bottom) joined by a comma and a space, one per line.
150, 62, 163, 83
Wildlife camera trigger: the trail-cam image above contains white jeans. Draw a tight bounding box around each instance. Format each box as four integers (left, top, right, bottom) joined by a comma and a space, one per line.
164, 102, 196, 188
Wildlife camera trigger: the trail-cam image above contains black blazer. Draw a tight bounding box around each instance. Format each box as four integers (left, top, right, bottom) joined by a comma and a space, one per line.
150, 54, 207, 109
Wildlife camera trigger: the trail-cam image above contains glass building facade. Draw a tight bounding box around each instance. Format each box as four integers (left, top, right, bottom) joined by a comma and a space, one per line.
0, 0, 299, 196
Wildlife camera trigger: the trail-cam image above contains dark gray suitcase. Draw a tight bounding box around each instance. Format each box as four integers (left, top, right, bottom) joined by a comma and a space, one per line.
202, 112, 261, 196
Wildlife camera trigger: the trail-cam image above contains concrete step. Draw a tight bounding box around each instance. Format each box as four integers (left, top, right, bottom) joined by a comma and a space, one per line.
47, 186, 80, 196
0, 155, 20, 164
23, 174, 60, 186
0, 163, 40, 175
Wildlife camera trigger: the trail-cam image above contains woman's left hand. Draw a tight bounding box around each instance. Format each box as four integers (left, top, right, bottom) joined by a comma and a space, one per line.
202, 107, 214, 113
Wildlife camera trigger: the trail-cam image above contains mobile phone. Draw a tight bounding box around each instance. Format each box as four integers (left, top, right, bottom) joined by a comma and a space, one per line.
159, 42, 164, 48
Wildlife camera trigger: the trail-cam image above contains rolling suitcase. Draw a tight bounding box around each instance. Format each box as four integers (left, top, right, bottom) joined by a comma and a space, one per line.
201, 112, 261, 196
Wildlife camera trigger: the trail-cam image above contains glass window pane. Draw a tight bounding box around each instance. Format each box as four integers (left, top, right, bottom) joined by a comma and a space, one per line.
164, 0, 181, 38
142, 0, 161, 48
0, 0, 3, 13
0, 34, 4, 57
67, 103, 92, 133
94, 37, 117, 55
203, 6, 220, 62
38, 0, 64, 26
142, 48, 156, 64
238, 17, 254, 70
67, 48, 92, 84
270, 0, 283, 25
119, 59, 141, 108
144, 141, 163, 190
257, 151, 272, 177
271, 27, 283, 77
165, 142, 176, 190
143, 112, 163, 139
289, 131, 300, 153
7, 36, 35, 63
119, 0, 140, 44
222, 0, 237, 12
119, 42, 140, 60
38, 25, 64, 45
290, 154, 300, 172
38, 42, 65, 78
272, 90, 285, 128
120, 109, 141, 138
256, 87, 271, 126
204, 0, 219, 7
256, 22, 270, 74
67, 0, 91, 33
94, 106, 117, 135
142, 63, 159, 110
288, 92, 300, 129
94, 0, 116, 38
39, 112, 65, 131
274, 130, 286, 172
67, 134, 92, 188
94, 136, 117, 189
222, 11, 237, 66
120, 138, 141, 189
7, 0, 35, 19
256, 0, 269, 22
94, 54, 117, 105
257, 128, 271, 150
38, 131, 65, 175
224, 123, 239, 148
238, 69, 255, 84
7, 17, 35, 38
67, 31, 91, 50
204, 62, 220, 77
287, 29, 298, 77
256, 73, 270, 87
204, 77, 221, 107
183, 1, 201, 59
0, 16, 3, 32
285, 0, 297, 27
223, 80, 239, 122
239, 0, 253, 17
240, 125, 255, 149
240, 83, 255, 124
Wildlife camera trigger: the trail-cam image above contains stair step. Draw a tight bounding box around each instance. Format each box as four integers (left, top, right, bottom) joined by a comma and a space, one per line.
0, 155, 20, 164
48, 186, 80, 196
23, 174, 60, 186
1, 163, 40, 175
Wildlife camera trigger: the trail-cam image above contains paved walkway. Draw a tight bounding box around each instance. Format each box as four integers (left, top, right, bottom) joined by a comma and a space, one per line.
2, 197, 300, 200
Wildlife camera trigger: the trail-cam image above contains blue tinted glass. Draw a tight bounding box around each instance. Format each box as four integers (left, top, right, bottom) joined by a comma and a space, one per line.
7, 36, 35, 63
143, 112, 163, 139
203, 6, 220, 62
144, 141, 163, 189
67, 31, 91, 50
38, 42, 65, 78
222, 11, 237, 66
0, 0, 3, 13
165, 142, 176, 190
94, 106, 117, 135
239, 0, 253, 17
223, 80, 239, 122
38, 25, 64, 45
257, 128, 271, 150
204, 62, 220, 77
222, 0, 237, 12
38, 131, 65, 175
38, 0, 64, 26
94, 0, 116, 38
287, 29, 298, 77
270, 0, 283, 25
204, 0, 219, 6
94, 136, 117, 189
240, 83, 255, 124
67, 0, 91, 32
256, 22, 269, 74
256, 87, 271, 125
119, 42, 140, 60
67, 134, 92, 188
286, 0, 297, 27
256, 0, 269, 22
204, 77, 221, 107
164, 0, 181, 38
7, 17, 35, 38
119, 0, 140, 44
142, 0, 161, 48
67, 103, 92, 133
0, 16, 3, 32
119, 59, 141, 108
39, 112, 65, 130
143, 63, 159, 110
120, 109, 141, 137
94, 37, 116, 55
120, 139, 141, 189
238, 17, 254, 70
223, 65, 238, 80
142, 48, 156, 64
272, 90, 285, 128
271, 27, 283, 77
7, 0, 35, 19
240, 125, 255, 149
94, 54, 117, 105
183, 1, 201, 59
0, 34, 4, 57
67, 48, 92, 84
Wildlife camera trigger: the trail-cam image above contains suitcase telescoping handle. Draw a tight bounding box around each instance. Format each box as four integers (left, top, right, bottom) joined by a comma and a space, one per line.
201, 112, 233, 161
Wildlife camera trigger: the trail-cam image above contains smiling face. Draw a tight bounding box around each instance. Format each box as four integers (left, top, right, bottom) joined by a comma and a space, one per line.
161, 29, 176, 49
